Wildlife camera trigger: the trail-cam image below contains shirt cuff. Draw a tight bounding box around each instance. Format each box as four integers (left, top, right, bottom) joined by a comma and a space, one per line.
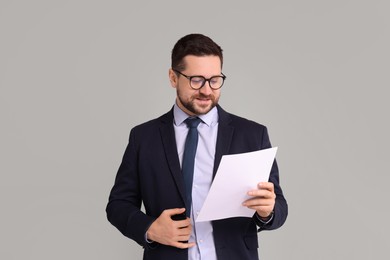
145, 232, 154, 243
255, 211, 274, 225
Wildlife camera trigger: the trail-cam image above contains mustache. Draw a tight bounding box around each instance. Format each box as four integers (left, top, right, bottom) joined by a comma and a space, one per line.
195, 94, 213, 99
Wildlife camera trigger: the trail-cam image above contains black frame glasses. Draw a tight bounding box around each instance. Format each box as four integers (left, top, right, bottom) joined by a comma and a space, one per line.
173, 69, 226, 90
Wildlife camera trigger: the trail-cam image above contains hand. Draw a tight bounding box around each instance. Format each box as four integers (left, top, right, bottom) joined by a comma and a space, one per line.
243, 182, 276, 218
146, 208, 196, 249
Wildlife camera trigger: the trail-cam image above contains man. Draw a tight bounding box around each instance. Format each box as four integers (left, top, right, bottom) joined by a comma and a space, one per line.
106, 33, 288, 260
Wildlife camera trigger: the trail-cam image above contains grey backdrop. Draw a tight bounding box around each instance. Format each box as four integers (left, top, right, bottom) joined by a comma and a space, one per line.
1, 0, 389, 259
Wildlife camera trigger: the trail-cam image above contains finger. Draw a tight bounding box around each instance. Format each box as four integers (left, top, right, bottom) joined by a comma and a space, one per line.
164, 208, 186, 217
243, 198, 273, 207
174, 218, 191, 228
176, 222, 191, 231
177, 225, 192, 236
172, 241, 196, 249
258, 182, 274, 191
247, 189, 273, 198
246, 203, 274, 211
243, 194, 275, 206
245, 201, 274, 211
177, 231, 191, 240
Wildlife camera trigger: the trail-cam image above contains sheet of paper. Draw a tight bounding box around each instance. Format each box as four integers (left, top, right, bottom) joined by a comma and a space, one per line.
196, 147, 277, 222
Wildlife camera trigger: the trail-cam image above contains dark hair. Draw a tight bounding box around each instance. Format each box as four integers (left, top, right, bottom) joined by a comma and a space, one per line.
171, 33, 223, 71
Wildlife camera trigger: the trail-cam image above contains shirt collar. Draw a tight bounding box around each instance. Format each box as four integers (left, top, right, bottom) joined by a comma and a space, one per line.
173, 103, 218, 127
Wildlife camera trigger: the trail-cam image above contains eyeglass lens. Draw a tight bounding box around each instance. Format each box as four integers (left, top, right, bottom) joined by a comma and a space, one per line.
190, 76, 224, 89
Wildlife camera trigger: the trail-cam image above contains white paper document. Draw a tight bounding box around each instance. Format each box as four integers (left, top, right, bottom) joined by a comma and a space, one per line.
196, 147, 278, 222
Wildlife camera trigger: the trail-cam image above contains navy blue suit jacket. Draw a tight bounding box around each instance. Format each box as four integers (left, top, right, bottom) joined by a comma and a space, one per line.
106, 105, 288, 260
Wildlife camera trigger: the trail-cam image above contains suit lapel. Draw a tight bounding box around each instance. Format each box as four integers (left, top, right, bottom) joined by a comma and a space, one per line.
213, 105, 234, 178
159, 109, 187, 205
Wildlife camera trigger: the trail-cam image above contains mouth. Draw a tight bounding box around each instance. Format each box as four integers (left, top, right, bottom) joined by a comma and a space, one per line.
195, 96, 212, 105
195, 94, 212, 101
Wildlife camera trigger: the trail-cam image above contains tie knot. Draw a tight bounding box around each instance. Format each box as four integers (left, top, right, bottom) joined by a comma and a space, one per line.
185, 117, 201, 128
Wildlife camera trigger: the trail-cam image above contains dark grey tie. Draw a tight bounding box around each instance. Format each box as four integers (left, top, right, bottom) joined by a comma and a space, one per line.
182, 117, 202, 217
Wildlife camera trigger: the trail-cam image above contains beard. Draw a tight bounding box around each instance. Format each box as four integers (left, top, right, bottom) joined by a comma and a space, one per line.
177, 90, 219, 116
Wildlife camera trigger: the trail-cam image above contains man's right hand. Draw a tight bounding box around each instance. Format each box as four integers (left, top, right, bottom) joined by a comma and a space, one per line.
146, 208, 195, 249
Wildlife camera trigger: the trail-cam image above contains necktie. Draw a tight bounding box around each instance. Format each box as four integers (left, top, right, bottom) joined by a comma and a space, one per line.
182, 117, 201, 217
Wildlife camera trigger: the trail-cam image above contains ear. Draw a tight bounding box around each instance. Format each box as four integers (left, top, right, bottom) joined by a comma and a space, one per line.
169, 68, 178, 88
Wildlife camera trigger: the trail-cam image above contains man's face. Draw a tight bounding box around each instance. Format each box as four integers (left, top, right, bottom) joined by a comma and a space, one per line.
169, 55, 222, 116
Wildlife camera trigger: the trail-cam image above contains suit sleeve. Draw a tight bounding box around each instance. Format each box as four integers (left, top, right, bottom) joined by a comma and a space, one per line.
106, 129, 155, 247
254, 126, 288, 231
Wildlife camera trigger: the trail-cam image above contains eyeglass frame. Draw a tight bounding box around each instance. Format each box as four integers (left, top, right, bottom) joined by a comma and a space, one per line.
172, 69, 227, 90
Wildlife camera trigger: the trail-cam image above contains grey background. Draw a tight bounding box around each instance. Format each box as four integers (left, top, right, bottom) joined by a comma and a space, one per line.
1, 0, 389, 259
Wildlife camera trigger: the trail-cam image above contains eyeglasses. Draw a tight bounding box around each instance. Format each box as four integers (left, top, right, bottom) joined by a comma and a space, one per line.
173, 69, 226, 90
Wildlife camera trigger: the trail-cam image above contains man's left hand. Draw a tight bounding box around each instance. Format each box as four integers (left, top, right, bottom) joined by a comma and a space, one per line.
243, 182, 275, 218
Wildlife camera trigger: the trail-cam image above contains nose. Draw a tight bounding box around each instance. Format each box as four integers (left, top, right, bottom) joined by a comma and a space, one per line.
199, 80, 213, 95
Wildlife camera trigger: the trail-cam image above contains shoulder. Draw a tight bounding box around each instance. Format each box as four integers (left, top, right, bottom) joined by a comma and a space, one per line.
217, 105, 267, 131
230, 113, 266, 130
129, 109, 173, 136
217, 106, 273, 150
